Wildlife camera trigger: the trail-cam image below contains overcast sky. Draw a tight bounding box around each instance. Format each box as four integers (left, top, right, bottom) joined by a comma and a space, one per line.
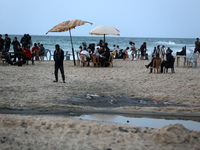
0, 0, 199, 38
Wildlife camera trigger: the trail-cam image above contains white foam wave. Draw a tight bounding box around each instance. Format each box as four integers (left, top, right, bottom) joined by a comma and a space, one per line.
156, 41, 176, 45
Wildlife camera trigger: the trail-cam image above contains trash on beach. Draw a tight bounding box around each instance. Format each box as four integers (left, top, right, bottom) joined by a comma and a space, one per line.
138, 100, 147, 104
163, 102, 172, 105
154, 100, 165, 105
86, 94, 100, 100
109, 100, 117, 104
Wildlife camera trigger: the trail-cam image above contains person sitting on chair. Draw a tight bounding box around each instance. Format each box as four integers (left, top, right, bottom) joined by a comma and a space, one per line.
80, 47, 91, 66
22, 46, 34, 64
93, 44, 100, 57
161, 48, 174, 73
176, 47, 186, 56
145, 53, 161, 73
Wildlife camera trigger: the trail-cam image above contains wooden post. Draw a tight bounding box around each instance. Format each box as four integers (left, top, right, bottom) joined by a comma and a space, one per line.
69, 29, 76, 66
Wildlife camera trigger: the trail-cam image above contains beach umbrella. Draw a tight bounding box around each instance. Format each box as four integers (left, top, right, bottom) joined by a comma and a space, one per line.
46, 19, 93, 66
89, 25, 120, 43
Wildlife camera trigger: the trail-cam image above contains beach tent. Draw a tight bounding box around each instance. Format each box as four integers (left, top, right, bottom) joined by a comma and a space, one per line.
46, 19, 93, 66
89, 25, 120, 43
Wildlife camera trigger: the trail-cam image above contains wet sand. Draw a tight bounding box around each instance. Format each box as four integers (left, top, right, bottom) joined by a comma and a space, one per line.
0, 58, 200, 149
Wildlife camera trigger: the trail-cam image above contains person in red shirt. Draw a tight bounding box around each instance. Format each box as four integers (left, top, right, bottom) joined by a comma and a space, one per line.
22, 46, 34, 64
31, 43, 40, 53
32, 43, 40, 60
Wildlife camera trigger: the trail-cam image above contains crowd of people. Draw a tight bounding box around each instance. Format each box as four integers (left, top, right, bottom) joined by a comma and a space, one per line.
76, 40, 150, 67
145, 47, 174, 73
77, 40, 111, 67
0, 34, 45, 66
145, 38, 200, 73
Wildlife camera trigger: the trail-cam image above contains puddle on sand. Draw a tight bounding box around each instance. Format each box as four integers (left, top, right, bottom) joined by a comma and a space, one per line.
72, 114, 200, 132
1, 108, 200, 132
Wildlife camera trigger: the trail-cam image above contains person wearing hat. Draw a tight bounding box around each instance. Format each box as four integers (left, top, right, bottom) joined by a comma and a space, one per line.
53, 44, 65, 83
161, 47, 174, 73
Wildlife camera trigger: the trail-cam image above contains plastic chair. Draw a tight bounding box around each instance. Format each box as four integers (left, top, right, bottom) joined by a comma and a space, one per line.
64, 51, 71, 60
0, 54, 7, 65
48, 50, 54, 60
151, 58, 161, 74
43, 49, 49, 60
104, 54, 114, 67
76, 52, 80, 66
187, 53, 199, 68
35, 49, 40, 61
91, 55, 100, 67
164, 58, 175, 73
80, 54, 87, 67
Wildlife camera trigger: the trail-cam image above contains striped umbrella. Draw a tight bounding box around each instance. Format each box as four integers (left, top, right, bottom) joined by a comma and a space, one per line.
46, 19, 93, 66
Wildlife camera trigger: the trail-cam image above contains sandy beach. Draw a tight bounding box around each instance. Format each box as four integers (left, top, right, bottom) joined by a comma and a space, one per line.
0, 58, 200, 149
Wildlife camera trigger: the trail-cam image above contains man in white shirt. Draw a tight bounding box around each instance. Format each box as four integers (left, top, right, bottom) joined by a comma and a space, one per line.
94, 46, 100, 56
112, 45, 117, 52
80, 47, 91, 66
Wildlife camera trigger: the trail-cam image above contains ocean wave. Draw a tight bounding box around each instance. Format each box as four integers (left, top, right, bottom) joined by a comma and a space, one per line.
156, 41, 176, 45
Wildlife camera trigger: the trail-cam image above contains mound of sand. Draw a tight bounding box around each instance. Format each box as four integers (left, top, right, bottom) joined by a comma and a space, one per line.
0, 114, 199, 150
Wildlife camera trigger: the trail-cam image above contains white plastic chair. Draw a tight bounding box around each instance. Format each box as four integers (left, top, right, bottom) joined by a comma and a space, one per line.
187, 53, 199, 68
48, 50, 54, 60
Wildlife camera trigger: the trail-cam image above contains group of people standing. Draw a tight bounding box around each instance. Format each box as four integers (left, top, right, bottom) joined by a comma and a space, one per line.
0, 34, 45, 66
152, 45, 166, 59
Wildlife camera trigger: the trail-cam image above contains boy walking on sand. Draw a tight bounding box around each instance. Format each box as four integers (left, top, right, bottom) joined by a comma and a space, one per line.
53, 44, 65, 83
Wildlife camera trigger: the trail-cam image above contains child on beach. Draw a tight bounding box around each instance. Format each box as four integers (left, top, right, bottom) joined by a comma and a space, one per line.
122, 47, 129, 60
129, 41, 136, 61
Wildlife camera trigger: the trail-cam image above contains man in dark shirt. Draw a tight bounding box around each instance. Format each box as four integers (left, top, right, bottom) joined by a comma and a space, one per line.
195, 38, 200, 53
53, 44, 65, 83
38, 43, 45, 60
161, 48, 174, 73
140, 42, 147, 60
20, 34, 28, 47
12, 37, 20, 51
4, 34, 11, 52
145, 53, 161, 73
0, 34, 4, 52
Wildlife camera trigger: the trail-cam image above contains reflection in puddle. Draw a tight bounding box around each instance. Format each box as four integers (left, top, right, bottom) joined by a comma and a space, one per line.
72, 114, 200, 132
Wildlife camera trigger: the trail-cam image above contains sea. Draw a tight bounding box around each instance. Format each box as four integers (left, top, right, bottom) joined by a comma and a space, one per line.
7, 35, 196, 60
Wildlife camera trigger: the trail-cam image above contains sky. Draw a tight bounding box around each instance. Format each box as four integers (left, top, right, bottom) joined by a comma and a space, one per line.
0, 0, 200, 38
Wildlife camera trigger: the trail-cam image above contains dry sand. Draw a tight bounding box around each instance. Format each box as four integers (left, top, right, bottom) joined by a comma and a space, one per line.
0, 58, 200, 149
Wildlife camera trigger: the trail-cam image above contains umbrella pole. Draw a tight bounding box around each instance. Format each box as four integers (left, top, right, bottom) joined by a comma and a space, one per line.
104, 34, 105, 50
104, 34, 105, 44
69, 29, 76, 66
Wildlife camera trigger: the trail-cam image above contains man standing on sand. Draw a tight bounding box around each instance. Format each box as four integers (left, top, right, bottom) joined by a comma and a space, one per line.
53, 44, 65, 83
4, 34, 11, 52
0, 34, 4, 52
195, 38, 200, 53
140, 42, 147, 60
